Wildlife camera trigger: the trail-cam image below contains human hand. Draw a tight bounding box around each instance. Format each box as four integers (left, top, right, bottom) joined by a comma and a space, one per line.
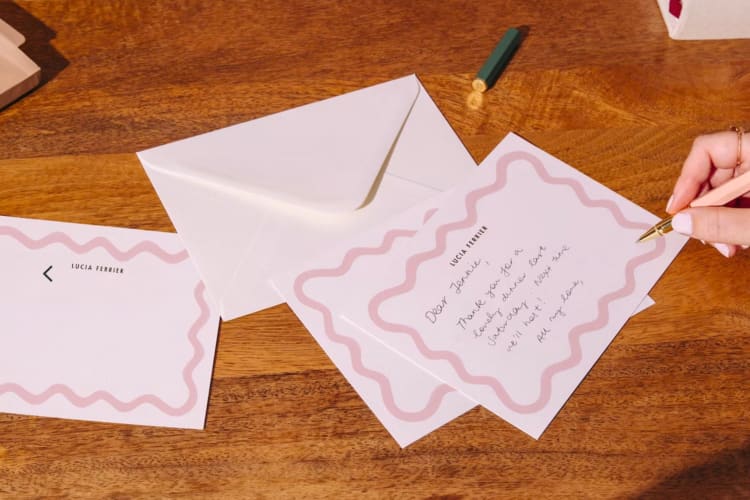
667, 127, 750, 257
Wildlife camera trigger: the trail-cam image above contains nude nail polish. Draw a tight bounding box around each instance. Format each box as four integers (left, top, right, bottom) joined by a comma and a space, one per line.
671, 212, 692, 235
713, 243, 731, 258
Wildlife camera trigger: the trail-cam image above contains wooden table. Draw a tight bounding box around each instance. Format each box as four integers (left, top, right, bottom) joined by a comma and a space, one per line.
2, 1, 749, 497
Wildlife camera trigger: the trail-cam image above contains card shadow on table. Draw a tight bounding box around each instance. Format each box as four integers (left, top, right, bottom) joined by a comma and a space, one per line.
635, 440, 750, 498
1, 1, 68, 98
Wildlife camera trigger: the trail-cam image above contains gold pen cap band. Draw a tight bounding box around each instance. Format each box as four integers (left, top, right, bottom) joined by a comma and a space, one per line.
637, 216, 673, 243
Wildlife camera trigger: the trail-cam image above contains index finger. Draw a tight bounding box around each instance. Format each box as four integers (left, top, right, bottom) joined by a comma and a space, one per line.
668, 130, 747, 214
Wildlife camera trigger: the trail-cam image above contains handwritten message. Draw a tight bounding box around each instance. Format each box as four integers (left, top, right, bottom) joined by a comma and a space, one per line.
342, 134, 686, 439
423, 237, 582, 354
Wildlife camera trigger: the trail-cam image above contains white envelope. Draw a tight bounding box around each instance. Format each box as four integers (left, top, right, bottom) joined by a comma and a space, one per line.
137, 75, 477, 320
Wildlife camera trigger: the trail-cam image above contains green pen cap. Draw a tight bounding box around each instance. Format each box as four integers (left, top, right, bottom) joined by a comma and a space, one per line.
472, 27, 523, 93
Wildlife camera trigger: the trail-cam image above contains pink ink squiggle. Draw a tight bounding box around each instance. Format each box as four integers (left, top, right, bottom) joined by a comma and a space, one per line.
0, 226, 189, 263
0, 281, 210, 415
294, 227, 458, 422
368, 150, 667, 414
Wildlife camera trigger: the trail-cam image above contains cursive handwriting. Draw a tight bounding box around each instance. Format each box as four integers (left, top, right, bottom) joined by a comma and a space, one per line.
528, 245, 547, 267
501, 273, 526, 303
425, 241, 583, 354
424, 296, 448, 324
471, 306, 504, 340
449, 259, 483, 295
560, 280, 583, 304
455, 299, 487, 330
551, 245, 571, 262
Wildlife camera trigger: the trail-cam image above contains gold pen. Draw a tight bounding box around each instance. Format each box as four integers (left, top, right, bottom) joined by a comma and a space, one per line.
637, 216, 674, 243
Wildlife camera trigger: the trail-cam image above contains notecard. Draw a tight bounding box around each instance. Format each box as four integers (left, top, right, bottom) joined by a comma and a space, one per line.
276, 196, 655, 446
273, 199, 479, 447
276, 133, 686, 442
0, 216, 220, 429
340, 133, 687, 438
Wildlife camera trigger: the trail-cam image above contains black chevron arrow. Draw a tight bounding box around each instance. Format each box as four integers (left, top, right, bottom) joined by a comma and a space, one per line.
43, 265, 53, 282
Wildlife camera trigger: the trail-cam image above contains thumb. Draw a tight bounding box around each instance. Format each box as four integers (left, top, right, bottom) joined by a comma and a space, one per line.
671, 207, 750, 246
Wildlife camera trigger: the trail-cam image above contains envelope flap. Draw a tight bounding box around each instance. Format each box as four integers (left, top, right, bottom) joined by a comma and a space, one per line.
138, 75, 421, 213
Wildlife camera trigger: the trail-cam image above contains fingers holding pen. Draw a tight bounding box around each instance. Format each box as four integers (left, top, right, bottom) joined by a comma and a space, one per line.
661, 128, 750, 257
640, 127, 750, 252
667, 130, 748, 214
670, 207, 750, 257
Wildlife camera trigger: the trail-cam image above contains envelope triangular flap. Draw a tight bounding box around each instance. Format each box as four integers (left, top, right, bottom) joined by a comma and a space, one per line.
138, 75, 421, 213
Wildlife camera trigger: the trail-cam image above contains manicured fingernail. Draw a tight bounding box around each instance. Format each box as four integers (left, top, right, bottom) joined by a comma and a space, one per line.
700, 240, 706, 245
666, 195, 674, 212
742, 245, 749, 250
713, 243, 731, 258
671, 212, 692, 235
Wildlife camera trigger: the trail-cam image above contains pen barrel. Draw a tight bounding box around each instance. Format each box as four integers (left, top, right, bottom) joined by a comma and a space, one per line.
689, 169, 750, 208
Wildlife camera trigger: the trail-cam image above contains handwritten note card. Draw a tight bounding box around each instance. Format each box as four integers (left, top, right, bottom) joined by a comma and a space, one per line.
334, 133, 686, 438
273, 198, 479, 447
277, 133, 686, 442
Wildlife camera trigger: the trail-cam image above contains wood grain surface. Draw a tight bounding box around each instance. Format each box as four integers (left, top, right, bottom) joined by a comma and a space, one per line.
1, 0, 750, 498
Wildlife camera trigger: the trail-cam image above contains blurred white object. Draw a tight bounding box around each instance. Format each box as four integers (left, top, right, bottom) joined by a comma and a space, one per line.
656, 0, 750, 40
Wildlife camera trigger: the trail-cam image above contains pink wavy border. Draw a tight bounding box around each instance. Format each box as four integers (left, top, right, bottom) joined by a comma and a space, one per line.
294, 227, 458, 422
368, 150, 666, 415
0, 225, 189, 263
0, 225, 210, 416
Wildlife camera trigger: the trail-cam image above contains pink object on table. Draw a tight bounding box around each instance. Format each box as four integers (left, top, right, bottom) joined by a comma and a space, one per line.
669, 0, 683, 17
0, 18, 41, 109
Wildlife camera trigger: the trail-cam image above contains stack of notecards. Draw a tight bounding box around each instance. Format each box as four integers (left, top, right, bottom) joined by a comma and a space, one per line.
0, 77, 683, 438
0, 217, 220, 429
273, 133, 687, 446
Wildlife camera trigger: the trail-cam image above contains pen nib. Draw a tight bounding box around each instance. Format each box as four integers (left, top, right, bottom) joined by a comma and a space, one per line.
637, 216, 673, 243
